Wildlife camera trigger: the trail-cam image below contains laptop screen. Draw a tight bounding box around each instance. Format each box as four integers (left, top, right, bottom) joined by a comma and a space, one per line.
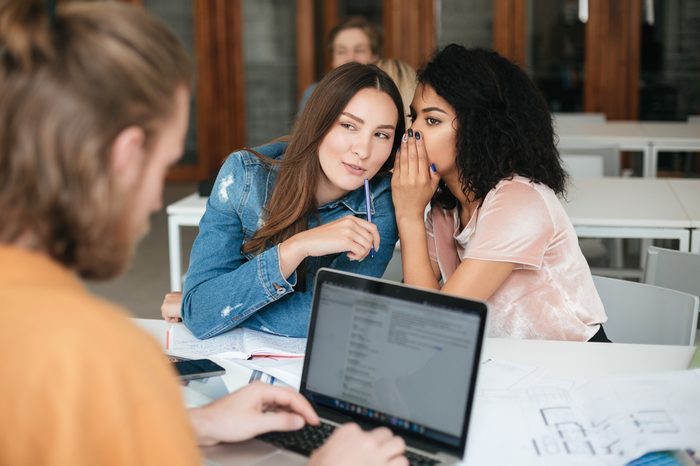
300, 269, 486, 455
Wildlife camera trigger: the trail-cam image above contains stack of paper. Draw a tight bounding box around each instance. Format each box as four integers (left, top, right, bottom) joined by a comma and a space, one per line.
166, 324, 306, 360
239, 358, 304, 389
467, 362, 700, 466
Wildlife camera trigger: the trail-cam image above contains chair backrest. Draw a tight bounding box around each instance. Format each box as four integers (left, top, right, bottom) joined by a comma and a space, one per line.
561, 154, 605, 179
381, 242, 403, 282
643, 246, 700, 299
553, 112, 606, 125
593, 275, 698, 346
559, 145, 621, 177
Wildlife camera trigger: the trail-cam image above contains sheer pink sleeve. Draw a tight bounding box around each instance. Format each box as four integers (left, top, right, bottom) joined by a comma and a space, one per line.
465, 181, 554, 269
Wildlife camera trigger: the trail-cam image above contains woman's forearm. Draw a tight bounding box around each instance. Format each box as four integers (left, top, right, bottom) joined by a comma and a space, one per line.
397, 216, 440, 290
278, 234, 308, 279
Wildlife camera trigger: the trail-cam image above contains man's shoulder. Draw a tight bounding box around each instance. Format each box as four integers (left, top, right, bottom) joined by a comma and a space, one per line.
6, 285, 154, 353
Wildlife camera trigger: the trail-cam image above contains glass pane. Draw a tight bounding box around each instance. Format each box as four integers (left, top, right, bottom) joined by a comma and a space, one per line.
639, 0, 700, 121
338, 0, 382, 25
436, 0, 493, 49
527, 0, 585, 113
243, 0, 298, 146
142, 0, 198, 165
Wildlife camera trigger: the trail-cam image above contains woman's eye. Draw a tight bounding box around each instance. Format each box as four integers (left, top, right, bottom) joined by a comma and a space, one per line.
426, 117, 440, 126
340, 122, 355, 130
375, 132, 390, 139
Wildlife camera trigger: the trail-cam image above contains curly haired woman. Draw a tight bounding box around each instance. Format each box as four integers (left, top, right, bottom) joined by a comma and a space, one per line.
392, 45, 609, 342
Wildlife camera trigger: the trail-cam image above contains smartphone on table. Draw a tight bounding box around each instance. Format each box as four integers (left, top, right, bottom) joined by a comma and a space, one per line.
172, 358, 226, 381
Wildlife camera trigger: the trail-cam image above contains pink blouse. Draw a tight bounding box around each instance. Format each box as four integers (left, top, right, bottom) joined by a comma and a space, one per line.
425, 176, 607, 341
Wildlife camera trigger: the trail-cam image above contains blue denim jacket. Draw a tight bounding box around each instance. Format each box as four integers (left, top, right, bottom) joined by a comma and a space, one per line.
182, 141, 397, 338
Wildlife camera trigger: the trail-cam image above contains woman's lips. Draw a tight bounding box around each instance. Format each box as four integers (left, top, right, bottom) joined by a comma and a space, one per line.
342, 162, 366, 176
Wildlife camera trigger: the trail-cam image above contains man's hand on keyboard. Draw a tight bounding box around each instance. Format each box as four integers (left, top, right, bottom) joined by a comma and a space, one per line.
308, 423, 408, 466
189, 382, 320, 446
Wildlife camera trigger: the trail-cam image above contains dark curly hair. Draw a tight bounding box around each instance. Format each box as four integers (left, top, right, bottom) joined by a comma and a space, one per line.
418, 45, 567, 209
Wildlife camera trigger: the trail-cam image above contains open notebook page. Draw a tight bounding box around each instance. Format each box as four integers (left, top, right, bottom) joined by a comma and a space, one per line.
166, 324, 305, 359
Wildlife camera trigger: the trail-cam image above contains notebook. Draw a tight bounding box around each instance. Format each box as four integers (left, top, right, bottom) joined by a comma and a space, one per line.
206, 268, 488, 465
166, 324, 306, 360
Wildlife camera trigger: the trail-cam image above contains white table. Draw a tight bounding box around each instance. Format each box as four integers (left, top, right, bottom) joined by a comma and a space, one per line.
133, 319, 697, 466
562, 178, 697, 254
556, 120, 700, 178
641, 122, 700, 178
556, 121, 651, 175
482, 337, 695, 378
668, 179, 700, 254
166, 193, 207, 291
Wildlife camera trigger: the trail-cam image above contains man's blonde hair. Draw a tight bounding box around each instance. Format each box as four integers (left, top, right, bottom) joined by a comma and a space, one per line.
0, 0, 192, 279
376, 58, 417, 130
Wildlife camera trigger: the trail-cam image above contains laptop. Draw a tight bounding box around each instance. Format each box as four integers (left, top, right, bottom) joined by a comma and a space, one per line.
204, 268, 487, 466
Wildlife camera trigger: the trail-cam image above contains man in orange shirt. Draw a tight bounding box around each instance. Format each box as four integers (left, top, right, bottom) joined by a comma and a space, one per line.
0, 2, 406, 465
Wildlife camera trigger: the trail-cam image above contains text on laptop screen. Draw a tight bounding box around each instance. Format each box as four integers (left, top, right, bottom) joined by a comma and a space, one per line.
305, 282, 481, 446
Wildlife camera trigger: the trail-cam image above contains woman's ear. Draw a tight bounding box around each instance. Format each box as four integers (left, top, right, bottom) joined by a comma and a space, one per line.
110, 126, 146, 175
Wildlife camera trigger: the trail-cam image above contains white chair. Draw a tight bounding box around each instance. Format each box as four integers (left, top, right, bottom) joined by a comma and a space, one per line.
593, 275, 698, 346
553, 112, 606, 125
643, 246, 700, 330
559, 145, 621, 178
381, 242, 403, 282
643, 246, 700, 293
561, 154, 605, 179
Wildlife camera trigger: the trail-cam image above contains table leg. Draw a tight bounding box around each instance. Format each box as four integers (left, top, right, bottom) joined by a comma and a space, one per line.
168, 216, 182, 292
644, 144, 656, 178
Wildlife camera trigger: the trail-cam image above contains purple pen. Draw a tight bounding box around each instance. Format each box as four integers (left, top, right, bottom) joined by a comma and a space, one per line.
364, 178, 374, 258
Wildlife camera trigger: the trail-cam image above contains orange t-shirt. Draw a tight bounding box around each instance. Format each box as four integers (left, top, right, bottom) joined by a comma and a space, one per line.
0, 246, 201, 466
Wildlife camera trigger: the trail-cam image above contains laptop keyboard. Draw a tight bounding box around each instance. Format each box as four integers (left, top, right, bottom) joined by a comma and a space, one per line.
258, 421, 335, 456
258, 422, 440, 466
404, 450, 441, 466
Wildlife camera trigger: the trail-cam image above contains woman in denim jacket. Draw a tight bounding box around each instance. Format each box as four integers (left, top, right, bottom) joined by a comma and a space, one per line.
163, 63, 404, 338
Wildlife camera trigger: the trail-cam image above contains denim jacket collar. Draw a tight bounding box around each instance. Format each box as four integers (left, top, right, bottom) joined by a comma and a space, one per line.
319, 182, 380, 216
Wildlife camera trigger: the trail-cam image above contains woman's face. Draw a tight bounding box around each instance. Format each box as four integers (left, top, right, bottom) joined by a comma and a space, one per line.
332, 28, 377, 68
409, 83, 458, 176
317, 87, 398, 203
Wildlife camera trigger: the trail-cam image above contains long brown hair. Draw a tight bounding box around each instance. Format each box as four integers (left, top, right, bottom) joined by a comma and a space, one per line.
0, 0, 192, 279
243, 63, 404, 265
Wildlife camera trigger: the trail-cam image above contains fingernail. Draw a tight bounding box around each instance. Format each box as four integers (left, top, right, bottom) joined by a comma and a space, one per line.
430, 163, 437, 172
407, 128, 413, 137
402, 133, 408, 143
415, 131, 421, 140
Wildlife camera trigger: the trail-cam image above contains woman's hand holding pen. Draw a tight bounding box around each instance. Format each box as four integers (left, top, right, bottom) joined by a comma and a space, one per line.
279, 216, 380, 277
391, 130, 440, 223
